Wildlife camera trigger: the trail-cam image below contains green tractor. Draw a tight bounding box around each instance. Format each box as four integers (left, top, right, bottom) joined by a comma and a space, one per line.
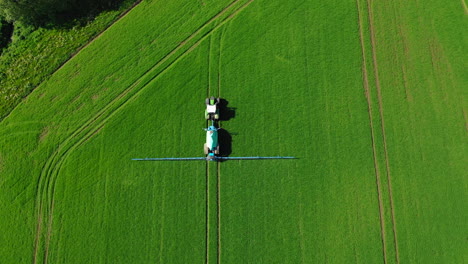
205, 96, 220, 120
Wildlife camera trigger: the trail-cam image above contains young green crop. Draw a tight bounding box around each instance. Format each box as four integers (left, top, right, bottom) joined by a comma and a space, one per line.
0, 0, 465, 263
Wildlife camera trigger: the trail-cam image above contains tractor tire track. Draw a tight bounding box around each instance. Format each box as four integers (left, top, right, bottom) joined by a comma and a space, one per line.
206, 36, 213, 264
217, 30, 224, 99
32, 204, 43, 264
216, 162, 221, 264
32, 1, 254, 262
41, 123, 106, 263
215, 30, 224, 264
365, 0, 400, 262
206, 24, 229, 264
355, 0, 388, 263
208, 36, 213, 97
205, 161, 210, 264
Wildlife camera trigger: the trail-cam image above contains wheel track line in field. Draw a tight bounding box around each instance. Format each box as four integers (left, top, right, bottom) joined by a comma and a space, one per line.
216, 162, 221, 264
32, 204, 43, 264
355, 0, 388, 263
208, 36, 213, 97
157, 172, 167, 264
43, 199, 55, 264
34, 120, 96, 263
462, 0, 468, 14
225, 0, 254, 22
33, 1, 254, 261
0, 0, 143, 125
205, 35, 214, 264
41, 123, 107, 263
215, 30, 224, 264
205, 161, 210, 264
217, 32, 223, 99
209, 30, 223, 264
365, 0, 400, 262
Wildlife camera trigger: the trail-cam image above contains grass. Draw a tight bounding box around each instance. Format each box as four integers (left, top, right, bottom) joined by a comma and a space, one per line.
218, 1, 384, 262
0, 0, 138, 121
362, 0, 467, 262
0, 0, 466, 263
50, 51, 209, 262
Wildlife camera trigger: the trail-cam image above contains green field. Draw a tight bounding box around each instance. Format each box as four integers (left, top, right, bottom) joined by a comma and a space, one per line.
0, 0, 466, 263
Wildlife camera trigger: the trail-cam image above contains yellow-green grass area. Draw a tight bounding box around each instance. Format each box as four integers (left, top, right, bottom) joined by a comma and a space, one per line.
0, 0, 466, 263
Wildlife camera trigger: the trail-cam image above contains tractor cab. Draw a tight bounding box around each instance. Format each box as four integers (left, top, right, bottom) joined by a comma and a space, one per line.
205, 97, 220, 120
207, 104, 217, 114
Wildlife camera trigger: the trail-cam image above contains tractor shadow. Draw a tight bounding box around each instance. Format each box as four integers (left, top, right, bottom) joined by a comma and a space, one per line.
218, 98, 236, 121
217, 128, 232, 158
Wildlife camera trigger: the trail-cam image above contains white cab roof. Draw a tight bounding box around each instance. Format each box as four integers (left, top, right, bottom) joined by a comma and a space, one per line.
207, 105, 216, 113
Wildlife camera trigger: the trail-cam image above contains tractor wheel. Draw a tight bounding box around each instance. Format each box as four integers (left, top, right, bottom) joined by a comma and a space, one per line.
204, 144, 209, 155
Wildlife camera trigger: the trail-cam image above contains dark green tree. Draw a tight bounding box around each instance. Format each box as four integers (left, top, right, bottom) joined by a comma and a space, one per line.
0, 0, 118, 25
0, 16, 13, 51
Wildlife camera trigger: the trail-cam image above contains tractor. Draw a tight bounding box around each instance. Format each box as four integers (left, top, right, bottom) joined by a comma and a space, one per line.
205, 96, 220, 120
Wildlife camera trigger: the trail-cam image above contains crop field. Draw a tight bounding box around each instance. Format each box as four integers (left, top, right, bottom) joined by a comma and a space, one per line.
0, 0, 466, 263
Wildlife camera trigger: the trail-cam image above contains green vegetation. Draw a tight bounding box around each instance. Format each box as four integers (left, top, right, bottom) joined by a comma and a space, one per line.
0, 0, 126, 25
363, 1, 467, 262
0, 17, 13, 51
0, 0, 465, 263
0, 0, 136, 120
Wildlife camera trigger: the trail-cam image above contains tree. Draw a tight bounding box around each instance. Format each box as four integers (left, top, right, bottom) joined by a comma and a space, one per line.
0, 16, 14, 51
0, 0, 118, 26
